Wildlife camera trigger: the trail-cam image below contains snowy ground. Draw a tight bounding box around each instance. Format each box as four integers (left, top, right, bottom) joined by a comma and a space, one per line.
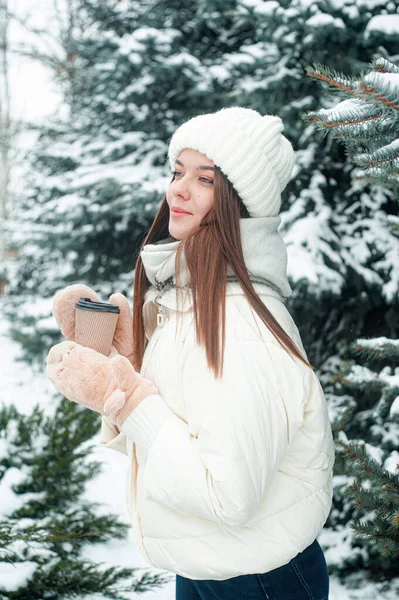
0, 306, 397, 600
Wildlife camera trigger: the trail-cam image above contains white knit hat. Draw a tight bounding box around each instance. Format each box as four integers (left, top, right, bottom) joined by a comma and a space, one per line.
167, 106, 295, 218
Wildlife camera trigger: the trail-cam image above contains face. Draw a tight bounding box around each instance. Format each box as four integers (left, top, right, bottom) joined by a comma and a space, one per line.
166, 148, 215, 240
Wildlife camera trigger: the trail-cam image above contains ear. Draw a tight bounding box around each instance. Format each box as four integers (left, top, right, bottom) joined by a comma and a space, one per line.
52, 284, 101, 340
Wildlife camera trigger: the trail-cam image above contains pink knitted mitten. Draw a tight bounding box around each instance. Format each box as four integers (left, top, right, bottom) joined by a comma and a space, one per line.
46, 340, 159, 428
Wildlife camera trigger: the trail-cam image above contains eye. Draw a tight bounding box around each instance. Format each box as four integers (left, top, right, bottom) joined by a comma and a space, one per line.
170, 170, 213, 184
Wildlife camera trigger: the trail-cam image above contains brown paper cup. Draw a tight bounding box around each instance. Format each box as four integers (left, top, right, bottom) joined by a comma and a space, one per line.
75, 297, 120, 356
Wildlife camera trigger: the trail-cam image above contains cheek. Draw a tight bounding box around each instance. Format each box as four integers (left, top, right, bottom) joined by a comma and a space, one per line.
200, 191, 214, 213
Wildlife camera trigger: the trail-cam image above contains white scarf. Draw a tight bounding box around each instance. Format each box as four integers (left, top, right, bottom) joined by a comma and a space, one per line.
140, 216, 293, 298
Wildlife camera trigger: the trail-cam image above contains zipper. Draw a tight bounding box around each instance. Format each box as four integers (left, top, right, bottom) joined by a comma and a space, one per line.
154, 295, 168, 328
153, 275, 176, 328
154, 273, 280, 290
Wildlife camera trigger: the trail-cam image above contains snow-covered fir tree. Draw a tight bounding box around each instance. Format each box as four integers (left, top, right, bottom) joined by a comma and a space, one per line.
333, 338, 399, 560
0, 399, 170, 598
301, 55, 399, 563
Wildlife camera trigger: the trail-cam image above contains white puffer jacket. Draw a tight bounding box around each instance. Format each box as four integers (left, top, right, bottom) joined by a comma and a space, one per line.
100, 218, 335, 580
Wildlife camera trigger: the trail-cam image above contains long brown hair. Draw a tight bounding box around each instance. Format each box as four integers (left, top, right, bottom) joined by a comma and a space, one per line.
132, 166, 314, 379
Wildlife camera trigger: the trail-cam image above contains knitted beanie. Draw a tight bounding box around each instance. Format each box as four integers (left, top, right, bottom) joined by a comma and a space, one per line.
167, 107, 295, 218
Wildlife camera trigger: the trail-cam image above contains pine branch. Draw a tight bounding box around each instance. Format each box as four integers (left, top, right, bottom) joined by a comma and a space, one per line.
371, 56, 399, 75
0, 558, 172, 599
357, 72, 399, 113
331, 404, 356, 434
355, 139, 399, 181
302, 57, 399, 192
335, 437, 399, 556
349, 337, 399, 362
304, 62, 360, 97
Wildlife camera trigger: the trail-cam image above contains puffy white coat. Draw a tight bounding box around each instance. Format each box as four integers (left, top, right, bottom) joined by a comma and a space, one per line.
100, 280, 335, 580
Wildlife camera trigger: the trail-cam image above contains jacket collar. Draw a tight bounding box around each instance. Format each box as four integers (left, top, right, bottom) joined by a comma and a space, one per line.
140, 216, 293, 338
141, 216, 292, 297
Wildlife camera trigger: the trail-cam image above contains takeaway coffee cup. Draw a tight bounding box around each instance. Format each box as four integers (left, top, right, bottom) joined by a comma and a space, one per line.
75, 297, 120, 356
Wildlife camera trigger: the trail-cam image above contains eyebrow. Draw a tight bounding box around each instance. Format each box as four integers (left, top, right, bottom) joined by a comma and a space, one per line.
175, 159, 215, 171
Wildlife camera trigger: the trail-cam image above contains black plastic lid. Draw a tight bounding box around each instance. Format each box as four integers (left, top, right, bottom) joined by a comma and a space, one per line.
75, 297, 120, 314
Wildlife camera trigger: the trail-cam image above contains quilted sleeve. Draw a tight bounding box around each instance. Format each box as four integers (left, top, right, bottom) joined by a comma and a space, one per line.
120, 336, 309, 527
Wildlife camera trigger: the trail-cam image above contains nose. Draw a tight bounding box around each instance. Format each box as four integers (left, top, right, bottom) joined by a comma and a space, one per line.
172, 174, 190, 198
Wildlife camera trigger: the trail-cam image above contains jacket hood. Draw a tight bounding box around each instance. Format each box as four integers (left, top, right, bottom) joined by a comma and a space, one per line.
140, 215, 293, 298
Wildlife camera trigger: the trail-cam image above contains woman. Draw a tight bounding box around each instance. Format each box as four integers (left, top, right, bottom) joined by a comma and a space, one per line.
47, 107, 335, 599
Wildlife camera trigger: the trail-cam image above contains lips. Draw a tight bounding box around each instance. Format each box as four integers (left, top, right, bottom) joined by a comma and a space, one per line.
171, 207, 191, 215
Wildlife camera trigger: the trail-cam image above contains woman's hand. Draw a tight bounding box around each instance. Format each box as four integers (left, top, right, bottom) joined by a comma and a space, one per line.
46, 341, 159, 428
52, 284, 135, 364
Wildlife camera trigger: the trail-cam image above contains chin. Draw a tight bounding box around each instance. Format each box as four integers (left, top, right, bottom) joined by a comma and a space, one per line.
168, 220, 190, 241
169, 214, 198, 241
168, 229, 184, 240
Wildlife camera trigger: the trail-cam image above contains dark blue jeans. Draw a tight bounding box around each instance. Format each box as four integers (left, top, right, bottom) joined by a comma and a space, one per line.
175, 538, 329, 599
